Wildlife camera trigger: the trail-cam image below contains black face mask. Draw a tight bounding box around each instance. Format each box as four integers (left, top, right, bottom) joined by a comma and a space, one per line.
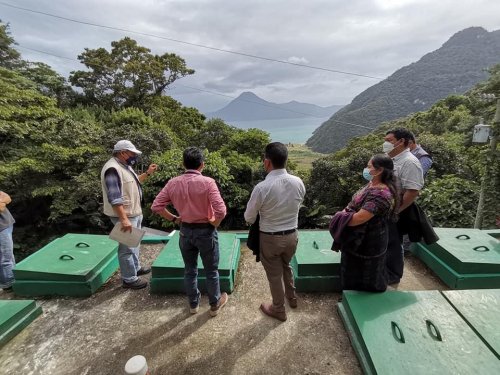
126, 155, 138, 166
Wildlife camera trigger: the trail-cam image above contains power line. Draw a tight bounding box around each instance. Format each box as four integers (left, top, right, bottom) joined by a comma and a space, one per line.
0, 1, 384, 80
16, 44, 375, 131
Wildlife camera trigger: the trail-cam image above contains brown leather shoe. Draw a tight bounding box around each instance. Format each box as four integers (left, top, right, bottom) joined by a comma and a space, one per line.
287, 297, 298, 309
210, 292, 228, 317
260, 303, 287, 322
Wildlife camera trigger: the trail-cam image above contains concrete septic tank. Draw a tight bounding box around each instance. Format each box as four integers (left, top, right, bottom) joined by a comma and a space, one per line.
291, 230, 340, 292
337, 290, 500, 375
0, 300, 42, 348
150, 232, 241, 294
412, 228, 500, 289
13, 234, 119, 297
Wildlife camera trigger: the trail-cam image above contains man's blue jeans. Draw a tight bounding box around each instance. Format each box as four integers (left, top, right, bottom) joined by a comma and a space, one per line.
179, 226, 221, 307
110, 215, 142, 283
0, 225, 15, 289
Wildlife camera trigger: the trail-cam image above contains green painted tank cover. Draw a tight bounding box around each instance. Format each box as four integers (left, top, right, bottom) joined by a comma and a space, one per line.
413, 227, 500, 289
291, 230, 341, 292
0, 299, 42, 348
338, 290, 500, 375
150, 232, 241, 294
13, 233, 119, 297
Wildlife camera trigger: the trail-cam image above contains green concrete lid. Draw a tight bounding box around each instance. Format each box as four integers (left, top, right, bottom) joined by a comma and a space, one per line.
413, 242, 500, 289
294, 231, 340, 276
424, 228, 500, 274
442, 289, 500, 359
14, 234, 118, 282
340, 290, 500, 374
0, 299, 42, 348
151, 232, 239, 277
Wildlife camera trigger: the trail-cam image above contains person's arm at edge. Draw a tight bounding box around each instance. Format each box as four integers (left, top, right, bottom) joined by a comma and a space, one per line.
138, 163, 158, 183
399, 189, 420, 212
0, 191, 11, 212
208, 179, 226, 228
244, 186, 262, 225
151, 183, 181, 224
0, 191, 11, 205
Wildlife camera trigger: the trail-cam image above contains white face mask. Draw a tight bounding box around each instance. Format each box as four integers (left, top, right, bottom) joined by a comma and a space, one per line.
382, 141, 395, 153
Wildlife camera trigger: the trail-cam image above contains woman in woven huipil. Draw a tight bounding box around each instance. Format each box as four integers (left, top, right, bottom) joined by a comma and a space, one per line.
339, 154, 400, 292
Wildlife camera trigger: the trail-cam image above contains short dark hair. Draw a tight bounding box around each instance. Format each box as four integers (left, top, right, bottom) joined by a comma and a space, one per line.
386, 128, 413, 147
183, 147, 204, 169
264, 142, 288, 169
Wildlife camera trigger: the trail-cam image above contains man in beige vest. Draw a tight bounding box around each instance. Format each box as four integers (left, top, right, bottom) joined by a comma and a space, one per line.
101, 140, 157, 289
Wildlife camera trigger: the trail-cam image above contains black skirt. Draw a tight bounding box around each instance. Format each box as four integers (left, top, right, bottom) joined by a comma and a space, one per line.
340, 218, 388, 292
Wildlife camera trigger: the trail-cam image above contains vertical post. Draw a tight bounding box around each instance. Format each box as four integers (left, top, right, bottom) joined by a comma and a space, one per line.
474, 98, 499, 229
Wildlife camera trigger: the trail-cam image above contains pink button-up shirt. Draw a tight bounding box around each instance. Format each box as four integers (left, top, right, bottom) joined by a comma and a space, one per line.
151, 170, 226, 223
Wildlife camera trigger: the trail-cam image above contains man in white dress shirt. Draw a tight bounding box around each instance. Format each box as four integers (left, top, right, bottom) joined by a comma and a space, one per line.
244, 142, 306, 322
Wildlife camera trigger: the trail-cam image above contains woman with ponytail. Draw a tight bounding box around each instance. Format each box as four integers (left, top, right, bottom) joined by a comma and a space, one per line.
337, 153, 400, 292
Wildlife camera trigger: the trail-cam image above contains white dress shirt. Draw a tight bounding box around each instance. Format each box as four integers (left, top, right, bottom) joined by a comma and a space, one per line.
244, 169, 306, 232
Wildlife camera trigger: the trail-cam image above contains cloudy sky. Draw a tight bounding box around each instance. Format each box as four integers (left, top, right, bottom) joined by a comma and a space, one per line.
2, 0, 500, 112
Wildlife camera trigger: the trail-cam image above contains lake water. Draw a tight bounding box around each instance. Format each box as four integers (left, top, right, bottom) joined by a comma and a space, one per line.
228, 117, 329, 144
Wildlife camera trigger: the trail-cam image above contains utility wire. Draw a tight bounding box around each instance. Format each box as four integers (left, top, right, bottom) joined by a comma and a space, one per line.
16, 44, 376, 131
0, 1, 384, 80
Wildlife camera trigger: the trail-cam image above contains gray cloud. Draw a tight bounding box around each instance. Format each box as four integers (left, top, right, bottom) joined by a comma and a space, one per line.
2, 0, 500, 112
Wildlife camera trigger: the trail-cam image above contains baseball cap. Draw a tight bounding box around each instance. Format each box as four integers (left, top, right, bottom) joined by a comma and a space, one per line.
113, 140, 142, 155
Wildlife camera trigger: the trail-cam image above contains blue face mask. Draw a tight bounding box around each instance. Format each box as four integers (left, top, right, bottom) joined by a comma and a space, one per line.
362, 167, 373, 181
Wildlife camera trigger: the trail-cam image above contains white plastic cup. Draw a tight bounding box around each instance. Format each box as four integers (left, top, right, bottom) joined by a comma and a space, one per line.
124, 355, 150, 375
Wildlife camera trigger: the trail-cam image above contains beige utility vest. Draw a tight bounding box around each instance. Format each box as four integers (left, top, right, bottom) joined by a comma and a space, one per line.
101, 158, 142, 217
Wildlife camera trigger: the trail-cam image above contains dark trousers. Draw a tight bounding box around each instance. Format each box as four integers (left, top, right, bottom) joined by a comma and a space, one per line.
179, 226, 221, 307
385, 222, 404, 284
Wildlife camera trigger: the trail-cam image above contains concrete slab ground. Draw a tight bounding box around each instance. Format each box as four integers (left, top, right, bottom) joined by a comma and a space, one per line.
0, 245, 446, 375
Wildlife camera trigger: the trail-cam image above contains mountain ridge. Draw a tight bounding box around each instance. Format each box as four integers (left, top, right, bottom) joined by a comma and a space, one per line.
206, 91, 344, 121
307, 26, 500, 153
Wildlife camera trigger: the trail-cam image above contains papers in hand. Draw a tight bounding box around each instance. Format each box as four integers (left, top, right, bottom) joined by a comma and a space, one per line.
109, 222, 146, 248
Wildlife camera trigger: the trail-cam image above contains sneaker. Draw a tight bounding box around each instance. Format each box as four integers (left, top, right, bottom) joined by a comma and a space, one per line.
136, 267, 151, 276
190, 291, 201, 314
190, 305, 199, 314
2, 286, 13, 292
122, 278, 148, 290
260, 303, 287, 322
209, 292, 228, 317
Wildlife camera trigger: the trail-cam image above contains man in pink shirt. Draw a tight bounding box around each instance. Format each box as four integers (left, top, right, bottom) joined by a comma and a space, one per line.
151, 147, 228, 317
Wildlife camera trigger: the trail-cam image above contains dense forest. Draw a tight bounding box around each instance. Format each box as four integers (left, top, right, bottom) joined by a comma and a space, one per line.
1, 22, 499, 260
307, 27, 500, 153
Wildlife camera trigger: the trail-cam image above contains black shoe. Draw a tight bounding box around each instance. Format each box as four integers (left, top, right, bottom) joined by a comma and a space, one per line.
2, 286, 13, 292
122, 278, 148, 289
136, 267, 151, 276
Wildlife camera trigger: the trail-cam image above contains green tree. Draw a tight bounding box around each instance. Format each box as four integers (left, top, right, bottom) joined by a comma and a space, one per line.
69, 37, 195, 108
0, 21, 20, 69
419, 176, 479, 227
221, 128, 271, 159
17, 61, 74, 107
